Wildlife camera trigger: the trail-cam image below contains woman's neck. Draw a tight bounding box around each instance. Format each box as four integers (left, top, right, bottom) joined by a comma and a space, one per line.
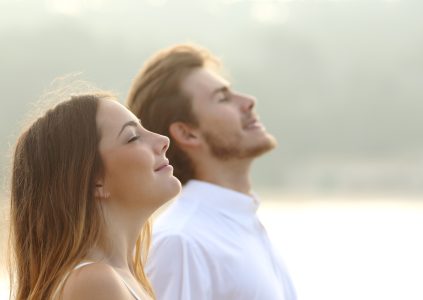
88, 201, 151, 272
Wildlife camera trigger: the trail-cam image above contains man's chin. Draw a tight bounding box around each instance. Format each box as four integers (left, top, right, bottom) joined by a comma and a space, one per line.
247, 134, 277, 158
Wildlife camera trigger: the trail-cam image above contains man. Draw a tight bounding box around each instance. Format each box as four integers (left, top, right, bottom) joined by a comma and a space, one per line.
127, 44, 296, 300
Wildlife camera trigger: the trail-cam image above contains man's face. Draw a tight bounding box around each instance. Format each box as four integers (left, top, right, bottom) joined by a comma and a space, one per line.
180, 67, 277, 161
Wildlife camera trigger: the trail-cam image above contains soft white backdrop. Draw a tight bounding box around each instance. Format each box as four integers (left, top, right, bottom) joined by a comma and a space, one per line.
259, 196, 423, 300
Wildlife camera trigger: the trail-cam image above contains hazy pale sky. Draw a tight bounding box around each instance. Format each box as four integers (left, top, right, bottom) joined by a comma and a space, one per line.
1, 0, 422, 194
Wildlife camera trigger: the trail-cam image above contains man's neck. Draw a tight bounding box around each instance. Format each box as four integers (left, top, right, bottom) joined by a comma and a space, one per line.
195, 158, 253, 195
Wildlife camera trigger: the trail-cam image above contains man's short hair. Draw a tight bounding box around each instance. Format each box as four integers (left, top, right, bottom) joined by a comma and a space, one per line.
127, 44, 220, 184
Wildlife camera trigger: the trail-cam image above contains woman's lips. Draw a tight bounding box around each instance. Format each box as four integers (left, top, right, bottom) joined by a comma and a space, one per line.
157, 165, 173, 172
155, 161, 173, 172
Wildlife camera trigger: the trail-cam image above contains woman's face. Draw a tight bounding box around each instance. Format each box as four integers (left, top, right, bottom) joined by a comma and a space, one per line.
96, 99, 181, 212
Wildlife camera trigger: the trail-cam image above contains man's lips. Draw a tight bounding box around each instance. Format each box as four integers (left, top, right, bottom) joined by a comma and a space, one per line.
243, 118, 263, 130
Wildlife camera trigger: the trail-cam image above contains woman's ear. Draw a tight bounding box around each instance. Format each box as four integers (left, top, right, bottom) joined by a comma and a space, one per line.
169, 122, 201, 148
95, 180, 110, 200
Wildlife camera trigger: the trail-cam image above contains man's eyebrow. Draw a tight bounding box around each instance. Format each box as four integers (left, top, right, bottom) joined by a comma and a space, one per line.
117, 119, 141, 138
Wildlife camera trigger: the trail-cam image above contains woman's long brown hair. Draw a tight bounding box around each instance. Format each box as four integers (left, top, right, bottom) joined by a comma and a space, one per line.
9, 94, 154, 299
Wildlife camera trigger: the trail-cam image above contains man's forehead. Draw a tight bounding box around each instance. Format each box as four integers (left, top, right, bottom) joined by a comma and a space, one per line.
183, 68, 229, 95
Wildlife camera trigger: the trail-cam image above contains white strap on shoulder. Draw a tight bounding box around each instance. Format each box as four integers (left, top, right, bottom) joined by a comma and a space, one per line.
118, 278, 143, 300
73, 261, 96, 270
51, 261, 96, 299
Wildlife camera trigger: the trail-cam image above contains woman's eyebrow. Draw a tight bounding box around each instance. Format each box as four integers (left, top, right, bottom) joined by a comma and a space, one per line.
117, 120, 139, 138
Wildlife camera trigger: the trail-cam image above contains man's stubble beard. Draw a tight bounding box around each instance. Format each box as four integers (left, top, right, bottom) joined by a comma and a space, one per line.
203, 130, 277, 161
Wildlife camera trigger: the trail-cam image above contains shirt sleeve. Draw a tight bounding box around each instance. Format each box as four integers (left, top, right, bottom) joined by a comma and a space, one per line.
146, 233, 212, 300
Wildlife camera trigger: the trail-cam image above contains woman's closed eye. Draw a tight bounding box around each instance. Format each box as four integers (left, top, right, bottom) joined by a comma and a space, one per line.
128, 135, 140, 143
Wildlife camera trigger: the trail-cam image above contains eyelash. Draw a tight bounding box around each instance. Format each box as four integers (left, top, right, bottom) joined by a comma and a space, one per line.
218, 89, 233, 102
128, 136, 140, 143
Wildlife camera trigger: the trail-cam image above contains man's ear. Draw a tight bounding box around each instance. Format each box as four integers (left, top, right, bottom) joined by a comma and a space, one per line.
95, 180, 110, 200
169, 122, 201, 148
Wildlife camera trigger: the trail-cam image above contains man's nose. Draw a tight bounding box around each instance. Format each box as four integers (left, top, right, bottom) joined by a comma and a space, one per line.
236, 92, 256, 112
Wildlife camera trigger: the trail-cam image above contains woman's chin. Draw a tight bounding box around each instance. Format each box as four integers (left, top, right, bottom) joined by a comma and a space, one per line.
158, 177, 182, 204
168, 177, 182, 198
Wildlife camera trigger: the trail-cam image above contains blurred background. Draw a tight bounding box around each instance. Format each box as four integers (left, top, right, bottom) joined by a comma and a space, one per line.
1, 0, 422, 299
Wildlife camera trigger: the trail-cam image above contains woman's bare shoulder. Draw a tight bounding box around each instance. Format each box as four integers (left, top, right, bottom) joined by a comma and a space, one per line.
61, 262, 133, 300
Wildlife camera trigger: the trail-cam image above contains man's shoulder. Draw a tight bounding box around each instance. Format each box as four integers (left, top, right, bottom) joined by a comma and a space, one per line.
153, 194, 202, 234
153, 208, 201, 244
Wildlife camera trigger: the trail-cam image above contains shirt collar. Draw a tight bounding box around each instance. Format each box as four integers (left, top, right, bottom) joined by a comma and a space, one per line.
180, 179, 260, 216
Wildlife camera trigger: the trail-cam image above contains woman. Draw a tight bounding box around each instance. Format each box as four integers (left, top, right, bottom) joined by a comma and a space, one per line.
9, 92, 181, 299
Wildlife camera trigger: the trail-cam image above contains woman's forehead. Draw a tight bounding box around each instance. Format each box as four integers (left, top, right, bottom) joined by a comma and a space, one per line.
97, 99, 137, 136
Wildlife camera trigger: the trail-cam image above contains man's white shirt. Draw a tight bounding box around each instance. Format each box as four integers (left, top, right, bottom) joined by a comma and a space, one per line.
146, 180, 297, 300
